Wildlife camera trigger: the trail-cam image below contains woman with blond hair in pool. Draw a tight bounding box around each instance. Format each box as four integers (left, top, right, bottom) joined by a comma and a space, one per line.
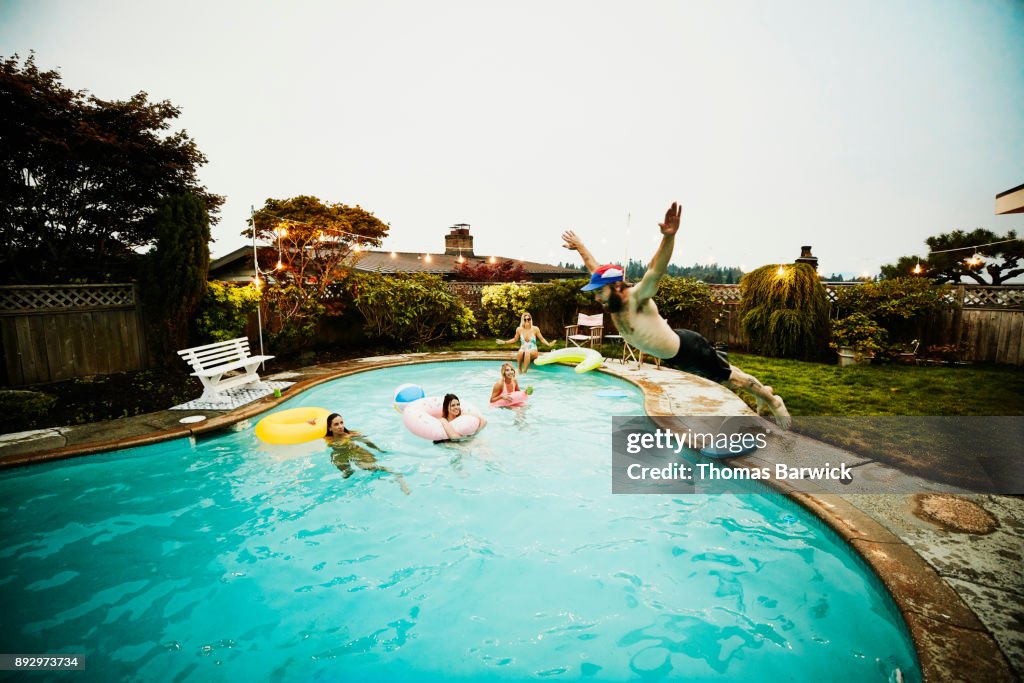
497, 312, 555, 374
489, 362, 527, 406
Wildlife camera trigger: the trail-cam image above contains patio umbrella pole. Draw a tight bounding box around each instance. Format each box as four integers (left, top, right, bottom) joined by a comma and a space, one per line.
251, 205, 267, 370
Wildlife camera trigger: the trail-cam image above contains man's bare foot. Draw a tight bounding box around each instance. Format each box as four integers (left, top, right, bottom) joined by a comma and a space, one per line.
767, 395, 791, 430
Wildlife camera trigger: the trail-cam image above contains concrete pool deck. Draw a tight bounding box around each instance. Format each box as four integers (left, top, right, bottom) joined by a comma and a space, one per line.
1, 350, 1019, 681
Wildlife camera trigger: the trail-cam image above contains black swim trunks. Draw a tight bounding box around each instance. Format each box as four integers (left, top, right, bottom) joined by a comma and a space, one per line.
661, 329, 732, 383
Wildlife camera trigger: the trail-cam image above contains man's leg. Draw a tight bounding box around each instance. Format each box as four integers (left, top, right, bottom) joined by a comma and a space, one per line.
723, 366, 791, 429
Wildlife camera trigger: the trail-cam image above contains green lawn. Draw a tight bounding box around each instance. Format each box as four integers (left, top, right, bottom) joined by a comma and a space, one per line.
727, 352, 1024, 417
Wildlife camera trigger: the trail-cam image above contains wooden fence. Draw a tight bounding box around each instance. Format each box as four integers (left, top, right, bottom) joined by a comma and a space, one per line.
0, 284, 149, 386
3, 281, 1020, 385
699, 283, 1024, 364
928, 287, 1024, 365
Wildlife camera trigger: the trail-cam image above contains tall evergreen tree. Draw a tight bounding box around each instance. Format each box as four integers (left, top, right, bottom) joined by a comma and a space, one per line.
141, 194, 211, 356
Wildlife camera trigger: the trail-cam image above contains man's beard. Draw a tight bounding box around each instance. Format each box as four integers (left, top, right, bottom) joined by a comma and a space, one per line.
607, 290, 623, 313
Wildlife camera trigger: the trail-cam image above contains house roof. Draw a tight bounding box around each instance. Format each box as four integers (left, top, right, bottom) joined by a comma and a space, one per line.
996, 182, 1024, 215
208, 246, 583, 280
351, 250, 581, 276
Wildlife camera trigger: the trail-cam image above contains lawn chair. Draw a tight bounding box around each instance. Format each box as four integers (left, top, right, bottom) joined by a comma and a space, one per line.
897, 339, 920, 365
565, 313, 604, 348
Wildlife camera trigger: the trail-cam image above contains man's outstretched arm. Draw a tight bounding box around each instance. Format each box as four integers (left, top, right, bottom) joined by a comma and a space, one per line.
561, 230, 600, 274
633, 202, 681, 301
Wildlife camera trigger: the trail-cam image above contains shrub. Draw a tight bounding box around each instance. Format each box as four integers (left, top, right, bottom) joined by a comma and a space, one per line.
835, 277, 948, 319
0, 390, 57, 424
526, 278, 592, 332
833, 278, 950, 357
350, 272, 477, 346
830, 312, 888, 360
454, 259, 530, 282
653, 277, 723, 329
194, 281, 261, 343
481, 283, 533, 336
835, 277, 948, 345
739, 263, 829, 359
261, 283, 326, 352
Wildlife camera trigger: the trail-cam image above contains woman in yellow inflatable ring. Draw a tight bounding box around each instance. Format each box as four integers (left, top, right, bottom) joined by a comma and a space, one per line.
255, 408, 409, 492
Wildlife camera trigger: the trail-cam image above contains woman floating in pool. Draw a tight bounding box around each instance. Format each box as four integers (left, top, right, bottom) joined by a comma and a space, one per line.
490, 362, 529, 407
436, 394, 487, 441
323, 412, 410, 494
496, 312, 556, 374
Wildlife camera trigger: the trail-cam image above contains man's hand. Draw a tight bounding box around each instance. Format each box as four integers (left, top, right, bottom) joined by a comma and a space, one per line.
659, 202, 681, 236
561, 230, 583, 251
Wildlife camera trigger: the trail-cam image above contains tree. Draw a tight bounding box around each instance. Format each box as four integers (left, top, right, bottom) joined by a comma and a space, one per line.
625, 259, 745, 284
880, 229, 1024, 285
140, 193, 211, 357
453, 259, 529, 282
0, 53, 223, 283
247, 195, 389, 350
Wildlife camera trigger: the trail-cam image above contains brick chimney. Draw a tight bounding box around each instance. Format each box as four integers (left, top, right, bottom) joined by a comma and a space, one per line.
445, 223, 475, 256
795, 245, 818, 270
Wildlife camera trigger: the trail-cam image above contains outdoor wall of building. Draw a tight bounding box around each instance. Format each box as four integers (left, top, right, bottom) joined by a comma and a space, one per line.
0, 284, 150, 386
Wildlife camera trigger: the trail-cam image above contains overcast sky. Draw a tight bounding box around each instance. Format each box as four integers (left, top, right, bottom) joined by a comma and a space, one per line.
3, 0, 1022, 276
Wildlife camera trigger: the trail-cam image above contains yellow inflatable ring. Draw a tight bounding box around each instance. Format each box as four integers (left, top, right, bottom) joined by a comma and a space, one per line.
534, 347, 604, 373
255, 407, 331, 445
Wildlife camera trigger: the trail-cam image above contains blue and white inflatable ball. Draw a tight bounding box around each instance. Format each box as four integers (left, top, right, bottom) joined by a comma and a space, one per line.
393, 383, 426, 413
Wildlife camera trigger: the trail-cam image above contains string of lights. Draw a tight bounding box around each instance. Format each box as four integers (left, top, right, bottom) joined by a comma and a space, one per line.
925, 238, 1017, 255
910, 238, 1020, 274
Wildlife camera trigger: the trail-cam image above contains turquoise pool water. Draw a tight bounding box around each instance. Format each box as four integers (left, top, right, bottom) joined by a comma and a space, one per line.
0, 361, 918, 681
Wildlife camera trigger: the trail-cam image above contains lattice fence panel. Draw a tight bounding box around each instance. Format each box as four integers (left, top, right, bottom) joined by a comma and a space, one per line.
961, 286, 1024, 309
0, 285, 136, 312
708, 284, 742, 302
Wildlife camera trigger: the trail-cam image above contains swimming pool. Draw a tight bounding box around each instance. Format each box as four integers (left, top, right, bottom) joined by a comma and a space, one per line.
0, 361, 919, 681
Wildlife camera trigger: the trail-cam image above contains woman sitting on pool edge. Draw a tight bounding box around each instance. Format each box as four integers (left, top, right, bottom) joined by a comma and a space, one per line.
496, 311, 556, 374
323, 412, 410, 494
436, 394, 487, 441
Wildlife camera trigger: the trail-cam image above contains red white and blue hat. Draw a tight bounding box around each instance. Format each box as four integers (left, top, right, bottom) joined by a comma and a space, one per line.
580, 264, 625, 291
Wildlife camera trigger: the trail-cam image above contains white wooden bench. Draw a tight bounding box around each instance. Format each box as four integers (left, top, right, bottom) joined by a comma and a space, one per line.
177, 337, 274, 401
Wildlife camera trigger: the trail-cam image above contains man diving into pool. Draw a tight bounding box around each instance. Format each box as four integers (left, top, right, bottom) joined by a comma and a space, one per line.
562, 202, 791, 428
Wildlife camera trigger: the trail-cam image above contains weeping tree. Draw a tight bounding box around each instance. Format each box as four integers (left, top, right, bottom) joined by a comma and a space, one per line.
739, 263, 829, 359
